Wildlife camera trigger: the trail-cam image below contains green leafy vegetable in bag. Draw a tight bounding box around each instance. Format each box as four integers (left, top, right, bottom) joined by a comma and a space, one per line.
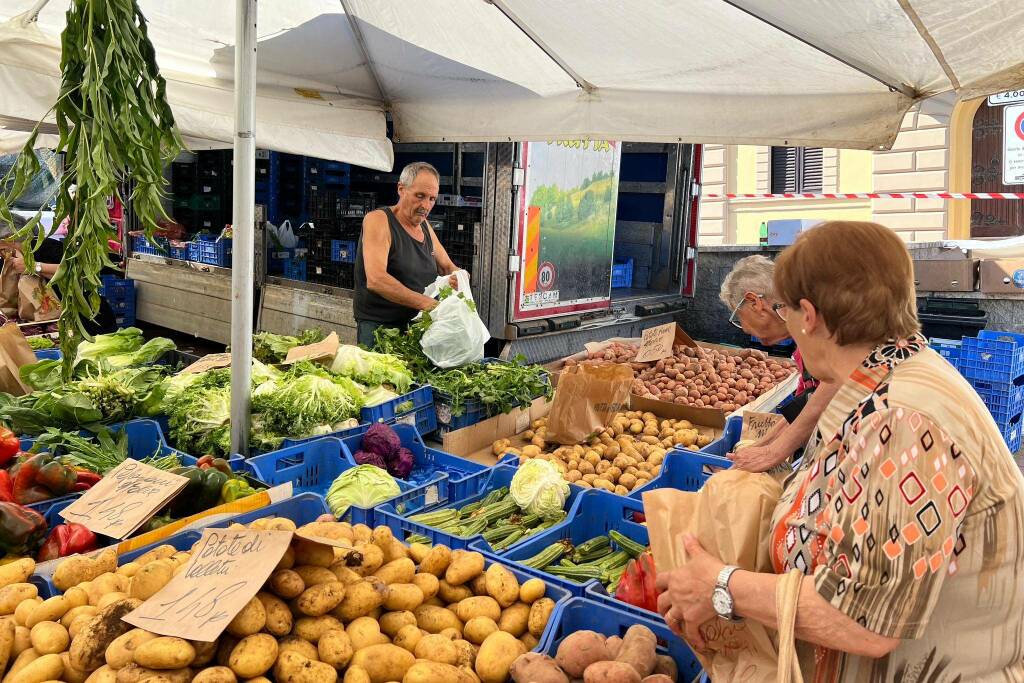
329, 345, 413, 394
325, 464, 401, 518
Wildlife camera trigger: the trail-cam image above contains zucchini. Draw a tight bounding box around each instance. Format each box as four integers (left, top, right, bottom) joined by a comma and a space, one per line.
609, 530, 647, 558
522, 542, 569, 569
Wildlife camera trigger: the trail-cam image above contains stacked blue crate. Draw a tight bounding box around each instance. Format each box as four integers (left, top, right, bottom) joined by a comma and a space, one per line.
99, 275, 136, 327
255, 150, 282, 224
959, 331, 1024, 452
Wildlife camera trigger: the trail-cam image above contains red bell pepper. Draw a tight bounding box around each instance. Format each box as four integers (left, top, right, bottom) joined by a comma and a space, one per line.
0, 471, 12, 503
37, 523, 97, 562
0, 502, 47, 556
615, 551, 659, 613
197, 455, 231, 475
0, 428, 19, 466
71, 470, 102, 492
11, 454, 52, 505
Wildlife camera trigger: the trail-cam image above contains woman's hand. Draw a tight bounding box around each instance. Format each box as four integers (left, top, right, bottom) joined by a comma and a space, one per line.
655, 535, 725, 651
728, 443, 788, 472
8, 255, 25, 274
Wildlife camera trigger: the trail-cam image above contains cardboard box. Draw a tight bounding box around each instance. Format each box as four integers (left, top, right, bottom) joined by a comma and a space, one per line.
913, 259, 978, 292
766, 219, 821, 246
979, 258, 1024, 294
440, 394, 723, 466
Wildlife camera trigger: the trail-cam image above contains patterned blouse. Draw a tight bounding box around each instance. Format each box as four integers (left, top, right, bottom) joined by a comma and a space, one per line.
770, 336, 1024, 682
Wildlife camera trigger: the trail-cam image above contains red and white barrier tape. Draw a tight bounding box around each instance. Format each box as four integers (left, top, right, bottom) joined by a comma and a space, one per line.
702, 192, 1024, 200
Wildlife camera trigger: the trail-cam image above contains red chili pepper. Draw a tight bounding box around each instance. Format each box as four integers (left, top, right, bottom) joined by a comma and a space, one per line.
37, 523, 97, 562
615, 551, 659, 613
75, 471, 102, 486
0, 471, 12, 503
0, 428, 20, 466
197, 455, 214, 467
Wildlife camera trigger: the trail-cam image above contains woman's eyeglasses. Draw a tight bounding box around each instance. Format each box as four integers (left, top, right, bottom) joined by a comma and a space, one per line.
728, 294, 788, 329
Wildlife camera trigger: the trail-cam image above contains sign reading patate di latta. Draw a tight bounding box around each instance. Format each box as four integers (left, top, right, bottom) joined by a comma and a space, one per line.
1004, 104, 1024, 185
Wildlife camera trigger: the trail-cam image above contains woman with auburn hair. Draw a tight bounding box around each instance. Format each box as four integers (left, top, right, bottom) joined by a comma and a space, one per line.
656, 221, 1024, 681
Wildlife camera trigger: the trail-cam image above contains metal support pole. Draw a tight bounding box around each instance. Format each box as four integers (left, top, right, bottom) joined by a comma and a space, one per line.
230, 0, 257, 456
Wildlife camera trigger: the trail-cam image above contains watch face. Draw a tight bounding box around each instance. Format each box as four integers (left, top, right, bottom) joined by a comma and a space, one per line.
712, 587, 733, 617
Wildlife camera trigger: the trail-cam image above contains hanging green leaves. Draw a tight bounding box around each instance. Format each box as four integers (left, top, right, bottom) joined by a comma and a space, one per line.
0, 0, 183, 379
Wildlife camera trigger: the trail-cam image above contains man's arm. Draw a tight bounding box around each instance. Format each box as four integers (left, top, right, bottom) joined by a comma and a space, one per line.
362, 212, 437, 311
428, 227, 458, 277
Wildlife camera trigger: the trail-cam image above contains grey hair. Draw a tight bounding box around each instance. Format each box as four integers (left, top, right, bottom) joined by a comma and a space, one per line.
398, 162, 440, 187
719, 255, 776, 309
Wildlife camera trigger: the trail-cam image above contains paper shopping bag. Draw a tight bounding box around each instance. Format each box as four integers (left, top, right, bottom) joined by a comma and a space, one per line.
546, 362, 633, 444
644, 469, 785, 682
0, 255, 19, 318
0, 322, 38, 395
17, 274, 61, 323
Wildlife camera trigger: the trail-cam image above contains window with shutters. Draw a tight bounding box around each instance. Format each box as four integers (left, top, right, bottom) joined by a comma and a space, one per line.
770, 147, 823, 193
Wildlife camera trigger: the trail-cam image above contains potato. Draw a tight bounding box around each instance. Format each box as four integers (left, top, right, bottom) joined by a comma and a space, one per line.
0, 560, 34, 590
54, 550, 116, 593
515, 578, 545, 605
604, 636, 623, 658
615, 625, 657, 678
413, 605, 462, 635
509, 652, 568, 683
293, 567, 338, 588
381, 538, 408, 565
349, 644, 414, 683
293, 540, 335, 568
528, 598, 555, 638
438, 626, 461, 642
113, 664, 190, 683
583, 661, 641, 683
269, 570, 305, 600
414, 634, 458, 665
451, 639, 476, 669
382, 583, 424, 612
70, 598, 141, 672
418, 547, 452, 578
103, 629, 156, 670
273, 650, 337, 683
133, 637, 195, 670
255, 592, 292, 637
190, 639, 217, 667
0, 617, 14, 675
60, 652, 89, 683
498, 603, 531, 638
67, 616, 93, 641
129, 562, 173, 601
97, 593, 130, 610
554, 630, 610, 678
455, 597, 500, 624
276, 636, 319, 662
13, 598, 41, 627
653, 654, 678, 681
344, 617, 388, 651
373, 611, 412, 639
336, 544, 383, 578
296, 582, 346, 617
520, 633, 539, 651
7, 653, 63, 683
61, 605, 97, 629
391, 624, 422, 653
406, 661, 475, 683
226, 596, 266, 637
328, 565, 363, 587
341, 665, 370, 683
474, 631, 526, 683
215, 635, 240, 668
332, 578, 387, 622
5, 647, 39, 682
411, 574, 439, 601
316, 630, 353, 670
228, 634, 278, 679
462, 617, 498, 645
0, 584, 37, 616
481, 564, 519, 609
28, 621, 68, 656
292, 616, 343, 644
436, 581, 473, 605
276, 547, 296, 571
371, 558, 415, 586
191, 666, 237, 683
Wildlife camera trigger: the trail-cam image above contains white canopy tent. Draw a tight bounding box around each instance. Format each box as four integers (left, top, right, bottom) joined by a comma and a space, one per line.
1, 0, 1023, 453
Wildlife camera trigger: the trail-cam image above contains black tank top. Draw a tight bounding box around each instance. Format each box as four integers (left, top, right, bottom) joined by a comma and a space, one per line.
354, 207, 438, 324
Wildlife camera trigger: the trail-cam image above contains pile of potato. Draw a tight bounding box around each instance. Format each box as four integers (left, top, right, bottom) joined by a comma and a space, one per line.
494, 411, 713, 494
565, 343, 796, 412
511, 626, 675, 683
0, 516, 559, 683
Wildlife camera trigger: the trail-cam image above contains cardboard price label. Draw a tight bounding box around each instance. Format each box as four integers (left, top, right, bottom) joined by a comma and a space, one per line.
59, 460, 189, 539
633, 322, 677, 363
124, 528, 293, 641
740, 411, 787, 444
181, 353, 232, 374
284, 331, 340, 364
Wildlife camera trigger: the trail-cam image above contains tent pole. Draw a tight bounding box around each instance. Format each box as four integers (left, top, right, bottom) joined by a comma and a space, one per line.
230, 0, 257, 456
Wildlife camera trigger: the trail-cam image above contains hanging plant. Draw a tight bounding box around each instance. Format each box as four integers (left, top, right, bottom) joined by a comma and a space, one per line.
0, 0, 183, 378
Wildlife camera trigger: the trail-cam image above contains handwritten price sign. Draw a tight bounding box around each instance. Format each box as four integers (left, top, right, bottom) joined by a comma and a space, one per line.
59, 460, 189, 539
124, 528, 293, 642
633, 323, 677, 363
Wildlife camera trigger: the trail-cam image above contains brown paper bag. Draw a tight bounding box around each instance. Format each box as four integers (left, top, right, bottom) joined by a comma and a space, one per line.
0, 255, 20, 318
17, 274, 61, 323
546, 362, 633, 444
0, 322, 39, 395
644, 469, 785, 682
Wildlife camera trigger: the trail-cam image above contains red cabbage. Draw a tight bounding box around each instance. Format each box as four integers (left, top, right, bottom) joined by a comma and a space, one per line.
363, 423, 401, 458
353, 449, 387, 470
388, 447, 415, 479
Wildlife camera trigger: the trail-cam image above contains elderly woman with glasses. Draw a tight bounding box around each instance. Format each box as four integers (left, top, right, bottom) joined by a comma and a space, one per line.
658, 222, 1024, 681
719, 255, 839, 472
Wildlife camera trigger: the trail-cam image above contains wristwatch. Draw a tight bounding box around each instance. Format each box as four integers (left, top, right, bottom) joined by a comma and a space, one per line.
712, 565, 742, 621
34, 263, 42, 275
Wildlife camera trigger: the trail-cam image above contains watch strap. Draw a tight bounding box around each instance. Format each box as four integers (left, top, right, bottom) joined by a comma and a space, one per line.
716, 565, 740, 590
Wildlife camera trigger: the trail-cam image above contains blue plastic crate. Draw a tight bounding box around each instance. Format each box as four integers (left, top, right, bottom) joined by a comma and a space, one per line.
389, 403, 438, 437
998, 413, 1023, 453
378, 465, 583, 553
489, 490, 647, 597
98, 276, 134, 297
628, 449, 732, 500
282, 259, 307, 281
245, 437, 434, 525
114, 314, 136, 328
611, 259, 634, 288
539, 598, 702, 683
331, 240, 356, 263
360, 385, 434, 425
108, 298, 136, 315
972, 379, 1024, 427
131, 234, 169, 256
34, 348, 61, 361
930, 337, 963, 369
434, 359, 550, 435
168, 242, 191, 260
961, 330, 1024, 383
192, 236, 232, 267
340, 423, 487, 504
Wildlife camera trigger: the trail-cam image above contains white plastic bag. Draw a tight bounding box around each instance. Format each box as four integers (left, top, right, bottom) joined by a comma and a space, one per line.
418, 270, 490, 368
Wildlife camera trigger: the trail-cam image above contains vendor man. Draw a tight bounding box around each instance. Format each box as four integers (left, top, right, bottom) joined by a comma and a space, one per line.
354, 161, 461, 347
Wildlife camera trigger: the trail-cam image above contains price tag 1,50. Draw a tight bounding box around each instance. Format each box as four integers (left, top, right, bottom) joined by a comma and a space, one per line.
59, 460, 189, 539
633, 322, 677, 363
124, 528, 293, 642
